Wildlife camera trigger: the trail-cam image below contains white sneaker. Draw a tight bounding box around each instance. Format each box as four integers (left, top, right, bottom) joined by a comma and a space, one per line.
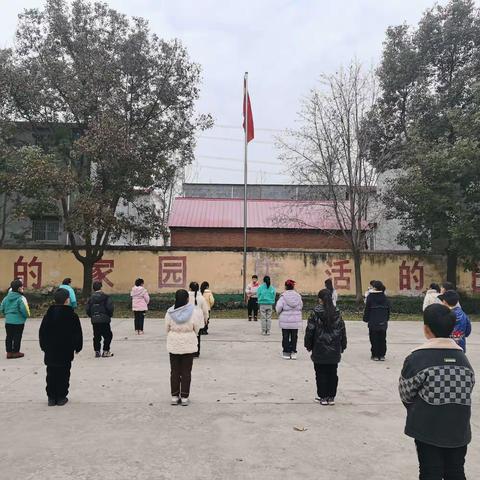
181, 397, 190, 406
328, 397, 336, 406
171, 396, 180, 405
282, 353, 291, 360
290, 353, 297, 360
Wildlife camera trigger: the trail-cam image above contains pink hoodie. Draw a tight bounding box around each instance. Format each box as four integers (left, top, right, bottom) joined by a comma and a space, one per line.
131, 286, 150, 311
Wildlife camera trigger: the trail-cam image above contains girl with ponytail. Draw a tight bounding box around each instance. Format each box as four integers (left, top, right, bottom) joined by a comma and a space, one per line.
256, 276, 276, 335
188, 282, 209, 357
304, 288, 347, 406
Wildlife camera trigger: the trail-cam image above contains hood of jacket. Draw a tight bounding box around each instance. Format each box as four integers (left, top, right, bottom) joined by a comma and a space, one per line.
131, 286, 147, 298
281, 290, 302, 309
3, 291, 23, 306
167, 303, 194, 324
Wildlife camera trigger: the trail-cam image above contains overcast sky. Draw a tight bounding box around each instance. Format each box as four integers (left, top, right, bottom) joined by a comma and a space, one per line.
0, 0, 455, 184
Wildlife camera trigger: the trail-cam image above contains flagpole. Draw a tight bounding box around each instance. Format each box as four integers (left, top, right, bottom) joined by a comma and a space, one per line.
243, 72, 248, 303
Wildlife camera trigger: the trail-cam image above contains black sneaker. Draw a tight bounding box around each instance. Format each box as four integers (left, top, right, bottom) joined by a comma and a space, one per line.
56, 397, 69, 406
48, 398, 56, 407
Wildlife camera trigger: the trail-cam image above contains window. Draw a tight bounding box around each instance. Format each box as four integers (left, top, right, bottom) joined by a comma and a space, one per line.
32, 218, 60, 242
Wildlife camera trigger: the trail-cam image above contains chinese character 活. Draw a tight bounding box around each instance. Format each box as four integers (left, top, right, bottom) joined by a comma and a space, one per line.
399, 260, 424, 291
325, 259, 352, 290
159, 256, 187, 288
13, 255, 43, 289
92, 259, 115, 288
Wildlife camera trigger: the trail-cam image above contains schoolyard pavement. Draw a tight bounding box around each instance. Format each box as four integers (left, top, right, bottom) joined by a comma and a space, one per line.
0, 318, 478, 480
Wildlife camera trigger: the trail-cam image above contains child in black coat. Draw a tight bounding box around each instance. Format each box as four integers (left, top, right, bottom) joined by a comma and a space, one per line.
39, 288, 83, 406
363, 280, 390, 361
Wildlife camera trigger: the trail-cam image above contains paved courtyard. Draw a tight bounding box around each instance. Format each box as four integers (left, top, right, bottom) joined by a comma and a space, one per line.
0, 317, 478, 480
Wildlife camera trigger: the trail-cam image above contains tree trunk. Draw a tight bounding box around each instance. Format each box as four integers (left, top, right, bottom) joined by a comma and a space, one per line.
352, 249, 363, 305
446, 249, 458, 288
0, 192, 7, 246
81, 259, 94, 298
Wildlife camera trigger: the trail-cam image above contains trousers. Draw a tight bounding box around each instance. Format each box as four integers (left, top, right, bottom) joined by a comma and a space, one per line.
415, 440, 467, 480
134, 311, 145, 331
260, 305, 272, 333
92, 323, 113, 352
369, 329, 387, 358
282, 329, 298, 353
247, 298, 259, 319
170, 353, 194, 398
46, 363, 71, 400
5, 323, 24, 353
314, 363, 339, 399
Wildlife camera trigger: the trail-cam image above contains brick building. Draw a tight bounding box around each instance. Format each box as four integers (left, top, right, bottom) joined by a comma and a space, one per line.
168, 197, 367, 249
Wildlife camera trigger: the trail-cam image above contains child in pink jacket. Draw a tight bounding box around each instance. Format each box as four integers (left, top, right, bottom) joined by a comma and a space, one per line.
131, 278, 150, 334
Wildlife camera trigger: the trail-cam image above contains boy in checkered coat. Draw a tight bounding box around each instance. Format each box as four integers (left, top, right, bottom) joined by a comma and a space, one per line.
399, 304, 475, 479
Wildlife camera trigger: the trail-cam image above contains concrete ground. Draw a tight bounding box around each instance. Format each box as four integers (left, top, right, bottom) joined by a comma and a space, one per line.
0, 318, 478, 480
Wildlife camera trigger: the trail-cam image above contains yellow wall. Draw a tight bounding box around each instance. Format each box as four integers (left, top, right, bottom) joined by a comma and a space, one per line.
0, 248, 477, 295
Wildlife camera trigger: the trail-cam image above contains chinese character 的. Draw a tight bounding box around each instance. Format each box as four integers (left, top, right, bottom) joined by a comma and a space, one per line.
399, 260, 424, 291
13, 255, 43, 289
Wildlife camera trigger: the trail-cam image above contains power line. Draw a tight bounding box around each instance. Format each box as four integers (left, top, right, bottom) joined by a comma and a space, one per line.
196, 154, 284, 167
214, 124, 285, 133
199, 135, 275, 145
198, 164, 288, 176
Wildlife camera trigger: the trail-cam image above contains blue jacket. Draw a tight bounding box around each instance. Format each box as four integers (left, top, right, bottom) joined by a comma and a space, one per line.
257, 284, 276, 305
450, 306, 472, 352
59, 284, 78, 309
0, 291, 30, 324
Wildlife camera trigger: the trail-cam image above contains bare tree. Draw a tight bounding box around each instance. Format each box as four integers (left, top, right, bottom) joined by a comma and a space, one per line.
279, 61, 379, 303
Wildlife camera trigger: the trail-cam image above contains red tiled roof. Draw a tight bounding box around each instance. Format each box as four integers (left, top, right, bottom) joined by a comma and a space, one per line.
168, 197, 367, 231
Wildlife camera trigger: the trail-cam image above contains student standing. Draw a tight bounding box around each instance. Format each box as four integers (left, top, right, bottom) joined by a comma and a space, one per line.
1, 279, 30, 359
363, 280, 390, 361
324, 278, 338, 306
276, 279, 303, 359
438, 290, 472, 352
246, 275, 260, 321
86, 281, 115, 358
399, 304, 475, 480
200, 281, 215, 335
165, 289, 203, 406
59, 278, 78, 309
422, 283, 441, 311
188, 282, 209, 357
131, 278, 150, 335
304, 289, 347, 406
257, 276, 276, 335
39, 288, 83, 406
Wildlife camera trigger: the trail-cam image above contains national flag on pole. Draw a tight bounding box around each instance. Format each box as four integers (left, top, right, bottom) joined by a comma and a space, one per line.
243, 76, 254, 143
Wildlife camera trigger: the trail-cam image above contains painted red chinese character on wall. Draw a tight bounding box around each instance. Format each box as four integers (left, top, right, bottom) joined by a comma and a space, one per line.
92, 259, 115, 288
325, 259, 351, 290
472, 269, 480, 293
13, 255, 43, 289
159, 256, 187, 288
399, 260, 424, 291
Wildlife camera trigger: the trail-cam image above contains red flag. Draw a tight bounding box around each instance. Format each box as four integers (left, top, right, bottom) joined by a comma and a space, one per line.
243, 77, 254, 143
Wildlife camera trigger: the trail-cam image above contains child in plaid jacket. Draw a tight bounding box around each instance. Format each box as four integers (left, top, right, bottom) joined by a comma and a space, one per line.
399, 304, 475, 479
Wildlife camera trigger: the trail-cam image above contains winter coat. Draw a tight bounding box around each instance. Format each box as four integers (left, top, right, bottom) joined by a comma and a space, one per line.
399, 337, 475, 448
189, 291, 209, 324
451, 306, 472, 352
246, 282, 260, 298
363, 291, 390, 331
304, 304, 347, 364
257, 284, 276, 305
422, 289, 440, 311
59, 284, 78, 309
202, 289, 215, 310
39, 305, 83, 365
165, 303, 203, 354
131, 286, 150, 312
86, 291, 114, 324
276, 290, 303, 329
0, 291, 30, 325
